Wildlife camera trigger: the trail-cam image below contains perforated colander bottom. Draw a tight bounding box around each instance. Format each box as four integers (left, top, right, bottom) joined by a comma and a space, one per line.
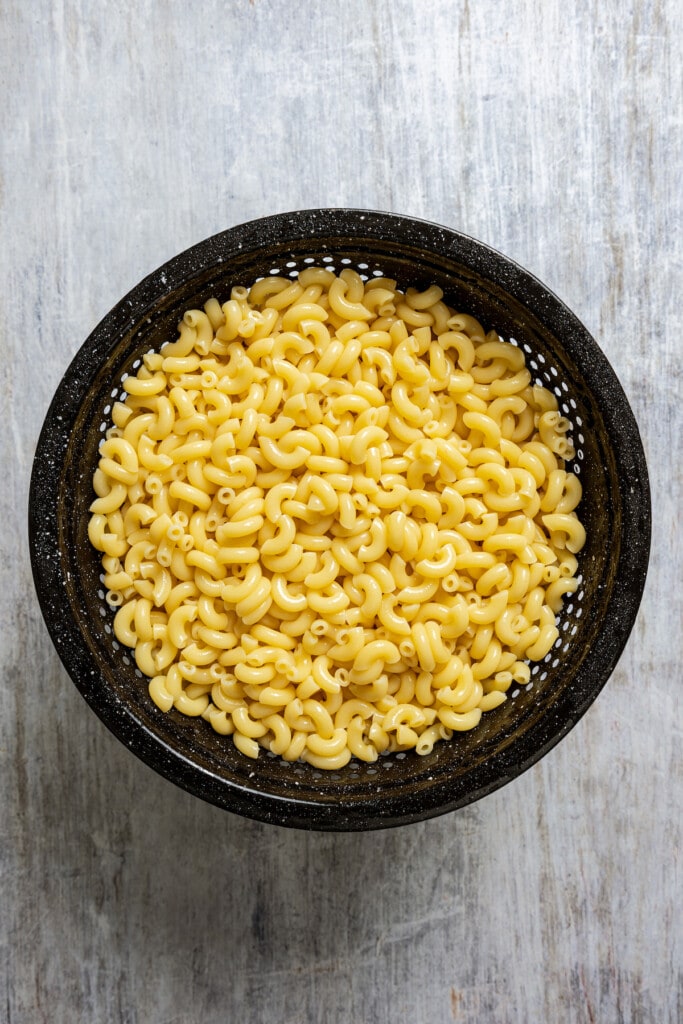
94, 251, 588, 784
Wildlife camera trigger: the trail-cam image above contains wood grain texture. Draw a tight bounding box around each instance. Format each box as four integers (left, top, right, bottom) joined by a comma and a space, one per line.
1, 1, 681, 1021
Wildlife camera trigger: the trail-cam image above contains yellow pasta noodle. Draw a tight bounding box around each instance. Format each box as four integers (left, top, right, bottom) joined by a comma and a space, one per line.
90, 269, 586, 768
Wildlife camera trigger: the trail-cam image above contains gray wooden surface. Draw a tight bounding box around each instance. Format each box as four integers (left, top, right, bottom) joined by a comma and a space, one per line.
2, 1, 681, 1022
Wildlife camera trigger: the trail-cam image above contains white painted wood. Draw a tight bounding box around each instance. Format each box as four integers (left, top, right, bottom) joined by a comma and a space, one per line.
2, 1, 681, 1021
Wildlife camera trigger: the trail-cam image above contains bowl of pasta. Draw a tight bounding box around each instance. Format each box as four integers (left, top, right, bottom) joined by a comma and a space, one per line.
29, 209, 650, 830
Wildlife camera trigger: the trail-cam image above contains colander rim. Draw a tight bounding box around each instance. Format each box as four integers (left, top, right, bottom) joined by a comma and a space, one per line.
28, 208, 651, 830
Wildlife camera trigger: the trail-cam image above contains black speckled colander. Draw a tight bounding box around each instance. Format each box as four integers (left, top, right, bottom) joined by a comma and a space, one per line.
28, 210, 650, 831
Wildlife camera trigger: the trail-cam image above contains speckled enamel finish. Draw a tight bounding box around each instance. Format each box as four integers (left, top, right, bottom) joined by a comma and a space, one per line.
28, 210, 651, 830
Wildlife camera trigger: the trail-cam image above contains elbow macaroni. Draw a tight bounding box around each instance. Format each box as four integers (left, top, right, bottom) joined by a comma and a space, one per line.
91, 268, 586, 768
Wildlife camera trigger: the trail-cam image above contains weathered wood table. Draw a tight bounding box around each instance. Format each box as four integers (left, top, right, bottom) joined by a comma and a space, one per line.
2, 2, 680, 1021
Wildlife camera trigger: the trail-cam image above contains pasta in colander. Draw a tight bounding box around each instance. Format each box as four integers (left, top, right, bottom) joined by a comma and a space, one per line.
89, 267, 585, 768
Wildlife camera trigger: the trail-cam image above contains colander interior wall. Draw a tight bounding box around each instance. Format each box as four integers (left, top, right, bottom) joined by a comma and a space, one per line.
29, 210, 650, 830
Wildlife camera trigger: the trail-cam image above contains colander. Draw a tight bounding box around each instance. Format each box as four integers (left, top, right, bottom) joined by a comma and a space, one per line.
28, 209, 651, 831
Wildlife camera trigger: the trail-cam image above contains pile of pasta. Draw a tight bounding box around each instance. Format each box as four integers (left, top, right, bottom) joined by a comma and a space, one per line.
89, 267, 586, 769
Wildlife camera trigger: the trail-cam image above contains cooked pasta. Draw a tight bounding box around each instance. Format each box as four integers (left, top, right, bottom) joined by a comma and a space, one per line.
89, 267, 585, 768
